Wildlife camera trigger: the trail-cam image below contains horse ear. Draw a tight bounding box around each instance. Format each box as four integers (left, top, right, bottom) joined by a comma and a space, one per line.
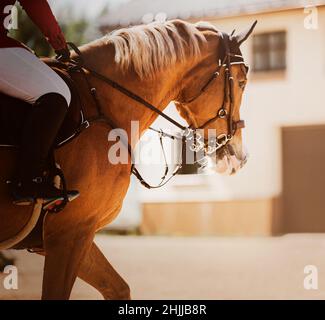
234, 20, 257, 46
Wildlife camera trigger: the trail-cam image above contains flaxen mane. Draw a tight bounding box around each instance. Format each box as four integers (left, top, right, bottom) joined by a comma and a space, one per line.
106, 20, 209, 78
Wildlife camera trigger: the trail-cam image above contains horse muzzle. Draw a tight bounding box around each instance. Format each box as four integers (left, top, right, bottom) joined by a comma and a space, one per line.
204, 143, 248, 175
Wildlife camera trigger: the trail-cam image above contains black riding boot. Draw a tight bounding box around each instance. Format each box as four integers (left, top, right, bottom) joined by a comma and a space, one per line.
11, 93, 79, 206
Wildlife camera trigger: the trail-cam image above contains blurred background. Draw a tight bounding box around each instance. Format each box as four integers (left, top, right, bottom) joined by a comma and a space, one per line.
2, 0, 325, 300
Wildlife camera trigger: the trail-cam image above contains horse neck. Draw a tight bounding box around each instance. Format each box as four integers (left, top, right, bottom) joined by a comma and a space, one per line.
79, 37, 211, 147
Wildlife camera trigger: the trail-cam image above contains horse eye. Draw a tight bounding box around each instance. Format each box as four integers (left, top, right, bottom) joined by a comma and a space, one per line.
239, 80, 246, 89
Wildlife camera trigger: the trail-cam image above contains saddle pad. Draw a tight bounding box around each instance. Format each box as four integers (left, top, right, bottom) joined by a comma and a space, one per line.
0, 59, 83, 148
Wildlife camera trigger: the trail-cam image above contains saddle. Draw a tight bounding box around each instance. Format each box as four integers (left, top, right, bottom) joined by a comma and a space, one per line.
0, 59, 86, 149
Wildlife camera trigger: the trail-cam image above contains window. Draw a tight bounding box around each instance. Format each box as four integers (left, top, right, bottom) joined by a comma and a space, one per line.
252, 31, 286, 72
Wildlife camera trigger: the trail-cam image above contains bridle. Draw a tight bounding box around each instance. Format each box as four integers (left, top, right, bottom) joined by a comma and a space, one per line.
65, 32, 248, 189
178, 32, 247, 156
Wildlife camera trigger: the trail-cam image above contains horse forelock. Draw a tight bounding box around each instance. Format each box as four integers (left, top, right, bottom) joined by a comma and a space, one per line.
104, 20, 209, 79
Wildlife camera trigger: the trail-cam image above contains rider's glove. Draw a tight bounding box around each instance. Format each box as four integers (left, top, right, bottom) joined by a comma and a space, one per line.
55, 47, 70, 63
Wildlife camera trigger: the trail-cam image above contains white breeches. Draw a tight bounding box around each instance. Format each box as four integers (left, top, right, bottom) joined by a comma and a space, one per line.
0, 47, 71, 105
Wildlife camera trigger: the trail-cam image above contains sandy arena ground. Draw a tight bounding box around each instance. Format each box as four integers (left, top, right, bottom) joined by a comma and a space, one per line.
1, 234, 325, 300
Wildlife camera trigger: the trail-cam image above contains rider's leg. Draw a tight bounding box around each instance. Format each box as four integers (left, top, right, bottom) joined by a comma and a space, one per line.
0, 47, 71, 104
14, 93, 71, 202
0, 48, 78, 204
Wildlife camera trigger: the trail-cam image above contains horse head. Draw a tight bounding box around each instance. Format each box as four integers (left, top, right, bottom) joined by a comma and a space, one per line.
175, 21, 257, 175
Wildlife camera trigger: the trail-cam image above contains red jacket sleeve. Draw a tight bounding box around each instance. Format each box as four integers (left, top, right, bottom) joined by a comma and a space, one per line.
19, 0, 67, 50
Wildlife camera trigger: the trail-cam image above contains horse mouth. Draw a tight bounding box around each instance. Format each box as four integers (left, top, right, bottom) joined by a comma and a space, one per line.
201, 144, 248, 175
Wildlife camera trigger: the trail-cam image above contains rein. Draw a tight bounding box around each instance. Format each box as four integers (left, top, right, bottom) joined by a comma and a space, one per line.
64, 33, 247, 188
67, 43, 186, 131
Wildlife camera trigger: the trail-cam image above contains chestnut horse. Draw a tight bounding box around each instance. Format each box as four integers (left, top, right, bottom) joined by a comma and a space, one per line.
0, 20, 255, 299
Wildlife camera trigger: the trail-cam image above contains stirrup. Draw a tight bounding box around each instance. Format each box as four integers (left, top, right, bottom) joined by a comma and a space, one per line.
7, 179, 80, 209
42, 190, 80, 211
